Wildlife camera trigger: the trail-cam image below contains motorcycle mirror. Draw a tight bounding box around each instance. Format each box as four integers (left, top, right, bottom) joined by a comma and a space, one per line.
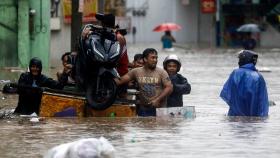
95, 13, 105, 21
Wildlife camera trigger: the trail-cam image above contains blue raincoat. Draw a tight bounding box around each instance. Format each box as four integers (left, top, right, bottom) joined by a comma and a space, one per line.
220, 63, 269, 117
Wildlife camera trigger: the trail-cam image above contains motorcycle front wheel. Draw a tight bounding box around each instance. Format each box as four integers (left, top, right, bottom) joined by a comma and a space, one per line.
86, 77, 117, 110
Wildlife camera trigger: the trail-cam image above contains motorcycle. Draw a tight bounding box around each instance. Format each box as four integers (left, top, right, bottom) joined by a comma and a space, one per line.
76, 24, 121, 110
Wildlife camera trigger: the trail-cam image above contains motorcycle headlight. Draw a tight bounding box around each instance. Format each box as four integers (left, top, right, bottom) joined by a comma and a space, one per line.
110, 44, 120, 59
92, 41, 105, 60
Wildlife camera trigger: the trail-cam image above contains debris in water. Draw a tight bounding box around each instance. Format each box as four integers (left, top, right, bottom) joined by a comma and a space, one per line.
44, 137, 115, 158
110, 112, 116, 117
30, 117, 40, 123
0, 80, 11, 84
130, 133, 136, 143
20, 112, 38, 118
269, 100, 276, 106
258, 67, 271, 72
0, 109, 15, 119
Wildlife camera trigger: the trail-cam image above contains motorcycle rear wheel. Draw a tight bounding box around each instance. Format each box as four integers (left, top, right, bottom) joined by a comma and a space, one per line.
86, 78, 117, 110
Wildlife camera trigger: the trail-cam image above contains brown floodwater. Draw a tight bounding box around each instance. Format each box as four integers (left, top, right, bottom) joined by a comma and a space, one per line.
0, 44, 279, 158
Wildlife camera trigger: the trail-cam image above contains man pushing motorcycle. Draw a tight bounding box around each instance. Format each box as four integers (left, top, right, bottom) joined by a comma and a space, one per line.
115, 48, 173, 116
76, 13, 129, 110
81, 13, 129, 77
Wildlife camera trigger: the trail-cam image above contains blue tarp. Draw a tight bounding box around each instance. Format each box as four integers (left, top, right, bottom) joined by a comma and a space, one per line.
220, 63, 269, 117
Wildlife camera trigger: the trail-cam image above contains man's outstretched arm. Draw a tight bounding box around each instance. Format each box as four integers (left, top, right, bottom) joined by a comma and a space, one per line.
114, 73, 132, 86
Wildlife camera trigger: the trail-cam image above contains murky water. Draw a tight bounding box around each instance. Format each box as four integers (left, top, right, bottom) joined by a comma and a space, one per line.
0, 43, 280, 158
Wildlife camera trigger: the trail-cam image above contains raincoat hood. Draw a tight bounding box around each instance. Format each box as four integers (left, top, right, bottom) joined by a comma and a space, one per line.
238, 50, 258, 66
29, 57, 42, 75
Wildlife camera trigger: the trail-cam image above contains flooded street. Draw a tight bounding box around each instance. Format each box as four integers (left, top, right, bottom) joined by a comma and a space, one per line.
0, 43, 280, 158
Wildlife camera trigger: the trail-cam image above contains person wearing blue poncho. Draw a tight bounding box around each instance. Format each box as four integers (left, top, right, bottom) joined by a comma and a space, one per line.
220, 50, 269, 117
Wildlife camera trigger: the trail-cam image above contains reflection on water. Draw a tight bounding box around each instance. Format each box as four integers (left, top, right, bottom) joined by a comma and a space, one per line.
0, 45, 280, 158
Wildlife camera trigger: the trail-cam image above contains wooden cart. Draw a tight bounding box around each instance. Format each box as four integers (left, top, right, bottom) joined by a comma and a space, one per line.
39, 89, 137, 117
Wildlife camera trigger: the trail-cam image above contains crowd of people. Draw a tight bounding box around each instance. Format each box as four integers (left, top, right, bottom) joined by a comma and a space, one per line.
10, 13, 269, 118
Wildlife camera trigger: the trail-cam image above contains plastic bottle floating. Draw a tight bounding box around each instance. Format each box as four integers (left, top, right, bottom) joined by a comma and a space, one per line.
156, 106, 196, 118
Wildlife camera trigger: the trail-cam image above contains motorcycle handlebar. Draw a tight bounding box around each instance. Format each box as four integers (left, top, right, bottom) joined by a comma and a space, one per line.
82, 24, 117, 42
82, 24, 126, 38
83, 24, 113, 36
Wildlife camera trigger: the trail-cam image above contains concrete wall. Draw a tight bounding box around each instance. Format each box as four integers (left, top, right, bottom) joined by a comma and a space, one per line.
174, 0, 198, 43
49, 0, 217, 65
17, 0, 30, 68
50, 24, 71, 63
50, 2, 71, 65
50, 0, 104, 65
49, 0, 280, 59
0, 0, 19, 67
0, 0, 50, 68
125, 0, 215, 45
29, 0, 51, 69
261, 25, 280, 48
49, 0, 217, 60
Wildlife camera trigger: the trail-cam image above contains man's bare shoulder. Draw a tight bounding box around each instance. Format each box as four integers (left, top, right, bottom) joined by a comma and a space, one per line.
154, 67, 168, 74
128, 67, 143, 74
132, 67, 144, 71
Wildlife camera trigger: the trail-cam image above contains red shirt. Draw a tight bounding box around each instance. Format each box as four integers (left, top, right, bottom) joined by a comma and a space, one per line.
116, 32, 129, 76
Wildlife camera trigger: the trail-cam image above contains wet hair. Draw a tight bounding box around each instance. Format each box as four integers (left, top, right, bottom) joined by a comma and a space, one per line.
61, 52, 72, 61
133, 54, 143, 61
142, 48, 158, 59
117, 29, 127, 36
115, 25, 127, 36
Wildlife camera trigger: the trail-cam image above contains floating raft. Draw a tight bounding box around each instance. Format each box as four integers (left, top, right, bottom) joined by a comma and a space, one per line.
39, 90, 137, 117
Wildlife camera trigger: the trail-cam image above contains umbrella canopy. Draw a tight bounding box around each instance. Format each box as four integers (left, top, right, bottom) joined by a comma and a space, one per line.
153, 23, 182, 32
237, 24, 261, 33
